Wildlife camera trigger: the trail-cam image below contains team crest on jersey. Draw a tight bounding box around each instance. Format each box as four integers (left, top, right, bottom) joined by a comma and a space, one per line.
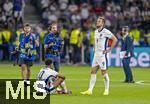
99, 34, 103, 38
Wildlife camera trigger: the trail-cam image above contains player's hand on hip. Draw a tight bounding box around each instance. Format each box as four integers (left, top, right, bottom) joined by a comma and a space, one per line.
124, 55, 128, 58
103, 48, 111, 54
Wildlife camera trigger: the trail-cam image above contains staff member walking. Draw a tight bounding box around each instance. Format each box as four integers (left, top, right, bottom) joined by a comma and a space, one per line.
120, 26, 134, 83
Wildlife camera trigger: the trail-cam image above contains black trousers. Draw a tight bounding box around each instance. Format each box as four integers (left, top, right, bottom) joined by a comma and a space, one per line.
122, 57, 134, 81
71, 44, 81, 64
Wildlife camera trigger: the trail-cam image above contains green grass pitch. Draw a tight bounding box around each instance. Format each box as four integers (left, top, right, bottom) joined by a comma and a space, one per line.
0, 64, 150, 104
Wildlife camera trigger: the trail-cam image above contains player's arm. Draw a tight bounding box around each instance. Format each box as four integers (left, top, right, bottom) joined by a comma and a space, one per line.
103, 34, 117, 54
52, 74, 65, 87
56, 74, 65, 80
109, 35, 117, 50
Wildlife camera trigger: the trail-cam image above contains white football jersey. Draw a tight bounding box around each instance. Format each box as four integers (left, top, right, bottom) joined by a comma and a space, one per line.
37, 67, 58, 81
37, 67, 58, 93
94, 28, 113, 54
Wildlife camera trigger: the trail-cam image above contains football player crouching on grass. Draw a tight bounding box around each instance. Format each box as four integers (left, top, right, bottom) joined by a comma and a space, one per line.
37, 59, 71, 94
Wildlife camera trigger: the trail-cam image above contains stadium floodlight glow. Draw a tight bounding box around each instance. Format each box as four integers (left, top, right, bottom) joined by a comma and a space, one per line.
6, 81, 47, 99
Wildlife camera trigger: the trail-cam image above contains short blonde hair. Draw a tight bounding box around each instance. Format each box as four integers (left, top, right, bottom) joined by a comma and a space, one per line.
98, 16, 105, 24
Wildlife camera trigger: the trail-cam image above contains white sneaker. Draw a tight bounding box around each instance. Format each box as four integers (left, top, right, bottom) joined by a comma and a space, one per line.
103, 89, 109, 95
80, 90, 92, 95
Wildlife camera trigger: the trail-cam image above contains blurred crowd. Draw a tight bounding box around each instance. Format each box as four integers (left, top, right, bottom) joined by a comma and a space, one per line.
0, 0, 149, 64
0, 0, 25, 29
33, 0, 150, 45
0, 0, 25, 61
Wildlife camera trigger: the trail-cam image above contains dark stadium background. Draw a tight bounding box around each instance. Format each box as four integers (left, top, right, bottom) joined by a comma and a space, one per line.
0, 1, 150, 104
0, 0, 149, 66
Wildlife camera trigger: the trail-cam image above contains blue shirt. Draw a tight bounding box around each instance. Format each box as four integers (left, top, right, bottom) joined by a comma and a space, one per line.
19, 33, 37, 61
13, 0, 23, 11
121, 35, 134, 57
35, 33, 40, 48
44, 32, 63, 61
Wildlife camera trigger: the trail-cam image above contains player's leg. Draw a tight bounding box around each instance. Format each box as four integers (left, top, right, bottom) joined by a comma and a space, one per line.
53, 76, 65, 87
53, 75, 70, 94
88, 66, 99, 92
49, 75, 65, 92
81, 65, 99, 95
99, 55, 109, 95
53, 60, 61, 92
60, 81, 68, 93
101, 70, 109, 95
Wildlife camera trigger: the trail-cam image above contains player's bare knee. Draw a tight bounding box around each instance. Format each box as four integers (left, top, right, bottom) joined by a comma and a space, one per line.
62, 76, 65, 80
58, 75, 65, 80
101, 70, 107, 76
21, 64, 25, 68
21, 64, 27, 70
91, 67, 98, 74
27, 68, 30, 71
91, 70, 96, 74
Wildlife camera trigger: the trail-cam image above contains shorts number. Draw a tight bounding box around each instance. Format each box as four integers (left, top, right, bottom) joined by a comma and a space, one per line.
102, 62, 105, 66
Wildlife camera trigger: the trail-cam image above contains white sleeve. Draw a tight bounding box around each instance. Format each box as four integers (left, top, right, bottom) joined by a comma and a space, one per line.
49, 69, 58, 76
37, 69, 44, 80
105, 30, 113, 39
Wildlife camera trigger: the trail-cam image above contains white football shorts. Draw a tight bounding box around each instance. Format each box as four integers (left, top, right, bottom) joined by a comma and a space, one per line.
92, 53, 109, 70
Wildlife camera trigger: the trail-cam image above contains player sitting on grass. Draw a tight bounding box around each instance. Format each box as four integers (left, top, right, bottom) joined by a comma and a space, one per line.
37, 59, 71, 94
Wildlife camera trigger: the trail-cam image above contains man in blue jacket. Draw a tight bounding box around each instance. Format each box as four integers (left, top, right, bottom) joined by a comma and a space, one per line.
121, 26, 134, 83
44, 22, 63, 72
19, 23, 39, 85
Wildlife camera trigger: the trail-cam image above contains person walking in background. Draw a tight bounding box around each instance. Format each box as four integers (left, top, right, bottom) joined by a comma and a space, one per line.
70, 26, 82, 64
120, 26, 135, 83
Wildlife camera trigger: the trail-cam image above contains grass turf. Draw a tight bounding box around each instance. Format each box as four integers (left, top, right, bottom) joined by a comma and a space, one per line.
0, 64, 150, 104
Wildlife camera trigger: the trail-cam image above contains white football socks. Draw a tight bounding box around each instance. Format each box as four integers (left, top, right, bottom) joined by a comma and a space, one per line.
88, 74, 96, 92
103, 73, 109, 91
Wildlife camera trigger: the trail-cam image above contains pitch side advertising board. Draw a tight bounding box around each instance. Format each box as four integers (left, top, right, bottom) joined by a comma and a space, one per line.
110, 47, 150, 67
